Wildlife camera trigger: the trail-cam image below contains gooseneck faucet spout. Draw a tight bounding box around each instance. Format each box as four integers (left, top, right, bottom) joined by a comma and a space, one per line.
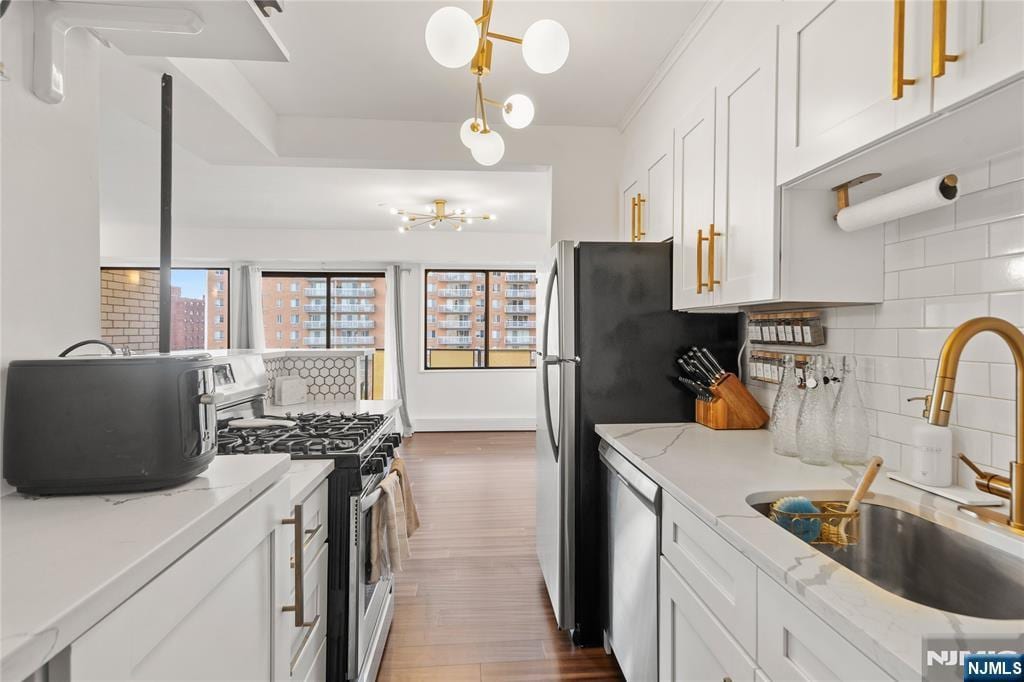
922, 317, 1024, 533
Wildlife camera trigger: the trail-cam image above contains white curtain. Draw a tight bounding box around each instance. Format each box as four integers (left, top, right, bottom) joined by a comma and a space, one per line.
384, 265, 413, 435
234, 264, 266, 351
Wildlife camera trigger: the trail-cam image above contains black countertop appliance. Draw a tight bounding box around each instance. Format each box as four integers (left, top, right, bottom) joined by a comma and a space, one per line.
3, 352, 219, 495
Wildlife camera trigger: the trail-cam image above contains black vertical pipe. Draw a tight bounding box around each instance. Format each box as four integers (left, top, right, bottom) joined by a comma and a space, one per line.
159, 74, 173, 353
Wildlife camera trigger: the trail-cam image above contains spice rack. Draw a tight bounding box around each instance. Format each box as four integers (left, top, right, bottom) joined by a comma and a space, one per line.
749, 352, 812, 384
747, 311, 825, 346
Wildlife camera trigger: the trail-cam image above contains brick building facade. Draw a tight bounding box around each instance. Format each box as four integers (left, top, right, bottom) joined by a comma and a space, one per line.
262, 274, 386, 350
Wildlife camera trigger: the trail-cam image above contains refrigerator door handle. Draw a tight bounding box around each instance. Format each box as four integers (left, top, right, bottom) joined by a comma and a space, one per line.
540, 259, 561, 461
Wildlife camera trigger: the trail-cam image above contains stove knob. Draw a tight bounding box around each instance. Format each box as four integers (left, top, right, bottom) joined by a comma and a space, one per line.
386, 434, 402, 447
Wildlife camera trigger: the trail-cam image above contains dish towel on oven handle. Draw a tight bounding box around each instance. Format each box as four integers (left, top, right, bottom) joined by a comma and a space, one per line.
389, 455, 421, 538
370, 471, 411, 581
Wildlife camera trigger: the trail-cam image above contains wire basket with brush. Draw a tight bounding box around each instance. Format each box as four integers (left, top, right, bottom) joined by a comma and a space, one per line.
770, 456, 883, 547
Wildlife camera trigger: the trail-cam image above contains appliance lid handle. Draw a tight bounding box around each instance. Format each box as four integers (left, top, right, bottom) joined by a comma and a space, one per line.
599, 442, 659, 505
540, 259, 560, 461
58, 339, 118, 357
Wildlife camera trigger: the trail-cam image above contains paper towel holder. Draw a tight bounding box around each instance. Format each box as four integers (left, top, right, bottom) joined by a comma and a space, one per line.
830, 173, 882, 217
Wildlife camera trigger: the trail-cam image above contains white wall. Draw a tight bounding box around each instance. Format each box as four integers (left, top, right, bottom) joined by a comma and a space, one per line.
2, 5, 103, 489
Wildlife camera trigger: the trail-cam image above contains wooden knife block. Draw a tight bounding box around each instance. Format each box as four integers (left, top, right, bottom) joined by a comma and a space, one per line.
695, 373, 769, 430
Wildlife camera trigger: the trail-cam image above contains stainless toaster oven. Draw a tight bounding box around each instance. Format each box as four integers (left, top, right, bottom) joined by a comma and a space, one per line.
3, 352, 222, 495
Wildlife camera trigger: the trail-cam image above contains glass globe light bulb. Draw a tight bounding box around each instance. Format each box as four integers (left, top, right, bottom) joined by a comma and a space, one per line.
470, 129, 505, 166
388, 207, 398, 215
455, 224, 463, 232
424, 7, 479, 69
429, 221, 437, 229
459, 118, 484, 148
401, 216, 409, 222
522, 19, 569, 74
466, 218, 474, 224
502, 94, 535, 129
398, 225, 407, 233
489, 214, 498, 220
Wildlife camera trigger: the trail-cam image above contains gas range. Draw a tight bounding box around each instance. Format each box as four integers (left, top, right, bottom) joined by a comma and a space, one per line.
216, 411, 396, 461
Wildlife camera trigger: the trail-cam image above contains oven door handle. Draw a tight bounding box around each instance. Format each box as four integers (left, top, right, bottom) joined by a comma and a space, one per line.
361, 487, 384, 512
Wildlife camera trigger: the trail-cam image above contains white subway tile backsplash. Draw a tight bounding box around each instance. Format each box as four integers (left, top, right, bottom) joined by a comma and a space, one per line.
855, 329, 898, 356
989, 149, 1024, 187
884, 272, 899, 299
899, 204, 955, 240
924, 294, 988, 328
991, 434, 1015, 473
954, 179, 1024, 229
898, 328, 953, 358
899, 264, 955, 298
955, 395, 1015, 436
832, 305, 875, 328
990, 291, 1024, 325
954, 253, 1024, 294
924, 225, 988, 265
873, 299, 924, 328
746, 152, 1020, 488
989, 216, 1024, 257
885, 239, 925, 271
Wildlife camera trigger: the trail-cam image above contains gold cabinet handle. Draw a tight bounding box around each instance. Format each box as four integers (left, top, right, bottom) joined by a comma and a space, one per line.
892, 0, 918, 99
636, 193, 646, 241
282, 505, 316, 628
707, 224, 722, 292
696, 228, 707, 293
931, 0, 959, 78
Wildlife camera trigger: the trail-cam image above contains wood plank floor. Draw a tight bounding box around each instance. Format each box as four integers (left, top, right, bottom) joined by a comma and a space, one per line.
377, 431, 624, 682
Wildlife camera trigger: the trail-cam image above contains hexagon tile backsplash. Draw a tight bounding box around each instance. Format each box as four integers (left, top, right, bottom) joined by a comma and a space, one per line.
263, 352, 364, 402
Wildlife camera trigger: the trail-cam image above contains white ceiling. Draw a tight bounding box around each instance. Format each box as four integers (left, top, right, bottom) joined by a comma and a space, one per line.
233, 0, 706, 126
102, 110, 551, 233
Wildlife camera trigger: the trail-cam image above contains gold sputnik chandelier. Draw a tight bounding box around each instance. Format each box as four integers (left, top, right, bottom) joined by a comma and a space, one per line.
424, 0, 570, 166
390, 199, 497, 233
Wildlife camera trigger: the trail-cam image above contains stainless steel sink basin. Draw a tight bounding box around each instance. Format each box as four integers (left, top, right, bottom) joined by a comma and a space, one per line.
751, 501, 1024, 620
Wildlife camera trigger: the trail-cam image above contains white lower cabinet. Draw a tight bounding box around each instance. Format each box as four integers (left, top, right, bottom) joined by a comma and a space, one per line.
69, 481, 292, 681
756, 572, 892, 682
659, 557, 757, 682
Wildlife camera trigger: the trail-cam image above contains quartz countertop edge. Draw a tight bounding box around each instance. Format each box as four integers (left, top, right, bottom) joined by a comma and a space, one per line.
594, 423, 1024, 681
0, 455, 292, 682
286, 459, 334, 504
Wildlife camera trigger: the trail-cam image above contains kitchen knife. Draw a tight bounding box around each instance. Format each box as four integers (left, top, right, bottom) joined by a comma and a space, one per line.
699, 347, 727, 377
688, 350, 721, 384
677, 376, 713, 401
677, 356, 713, 385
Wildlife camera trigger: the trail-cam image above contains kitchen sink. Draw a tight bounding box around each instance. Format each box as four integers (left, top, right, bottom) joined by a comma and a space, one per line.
750, 500, 1024, 620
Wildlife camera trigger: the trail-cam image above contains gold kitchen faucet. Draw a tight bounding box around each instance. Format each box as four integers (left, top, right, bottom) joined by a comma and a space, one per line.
914, 317, 1024, 535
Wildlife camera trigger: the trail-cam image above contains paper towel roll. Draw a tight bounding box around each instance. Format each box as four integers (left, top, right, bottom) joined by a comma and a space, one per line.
835, 174, 958, 232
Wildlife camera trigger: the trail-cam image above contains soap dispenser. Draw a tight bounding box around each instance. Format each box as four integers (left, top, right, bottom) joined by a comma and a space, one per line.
909, 420, 953, 487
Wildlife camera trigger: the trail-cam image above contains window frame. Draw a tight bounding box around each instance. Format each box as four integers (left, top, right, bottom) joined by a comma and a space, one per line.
261, 270, 386, 350
423, 268, 537, 371
99, 266, 232, 350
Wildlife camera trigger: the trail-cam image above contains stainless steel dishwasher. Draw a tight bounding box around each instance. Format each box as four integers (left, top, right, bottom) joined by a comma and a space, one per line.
600, 440, 659, 682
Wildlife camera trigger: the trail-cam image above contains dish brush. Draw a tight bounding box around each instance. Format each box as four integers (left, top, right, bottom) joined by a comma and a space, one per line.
772, 496, 822, 542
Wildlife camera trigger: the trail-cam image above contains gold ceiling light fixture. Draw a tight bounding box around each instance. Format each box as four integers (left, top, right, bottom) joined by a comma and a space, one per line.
390, 199, 497, 233
424, 0, 569, 166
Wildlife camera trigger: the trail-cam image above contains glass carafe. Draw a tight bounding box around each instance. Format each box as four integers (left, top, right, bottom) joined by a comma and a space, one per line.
833, 355, 869, 464
769, 355, 801, 457
796, 356, 835, 466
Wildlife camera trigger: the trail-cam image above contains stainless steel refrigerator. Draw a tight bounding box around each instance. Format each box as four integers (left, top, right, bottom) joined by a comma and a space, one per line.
536, 240, 741, 647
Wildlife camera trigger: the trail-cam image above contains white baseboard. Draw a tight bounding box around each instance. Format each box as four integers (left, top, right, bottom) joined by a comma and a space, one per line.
412, 417, 537, 432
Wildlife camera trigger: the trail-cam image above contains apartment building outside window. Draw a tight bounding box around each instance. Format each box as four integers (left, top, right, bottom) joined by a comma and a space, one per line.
424, 269, 537, 369
99, 268, 230, 353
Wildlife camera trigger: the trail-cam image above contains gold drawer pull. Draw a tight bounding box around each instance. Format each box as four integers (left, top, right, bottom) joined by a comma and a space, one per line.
706, 224, 722, 292
931, 0, 959, 78
635, 193, 646, 241
282, 505, 317, 628
892, 0, 917, 99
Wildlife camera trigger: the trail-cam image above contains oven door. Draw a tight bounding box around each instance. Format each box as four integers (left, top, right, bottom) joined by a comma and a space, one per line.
348, 475, 395, 679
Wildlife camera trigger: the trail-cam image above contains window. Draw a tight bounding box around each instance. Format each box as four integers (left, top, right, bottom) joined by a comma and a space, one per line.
424, 270, 537, 369
99, 267, 230, 352
276, 314, 283, 324
290, 314, 300, 324
290, 298, 300, 308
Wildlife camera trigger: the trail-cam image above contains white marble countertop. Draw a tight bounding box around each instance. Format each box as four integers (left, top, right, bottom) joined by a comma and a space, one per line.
595, 423, 1024, 681
285, 460, 334, 504
0, 455, 291, 682
264, 398, 402, 419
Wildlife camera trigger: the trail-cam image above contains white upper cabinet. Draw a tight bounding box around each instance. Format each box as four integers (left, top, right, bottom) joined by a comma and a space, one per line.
932, 0, 1024, 110
645, 152, 674, 243
672, 92, 718, 310
777, 0, 931, 183
715, 35, 780, 306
